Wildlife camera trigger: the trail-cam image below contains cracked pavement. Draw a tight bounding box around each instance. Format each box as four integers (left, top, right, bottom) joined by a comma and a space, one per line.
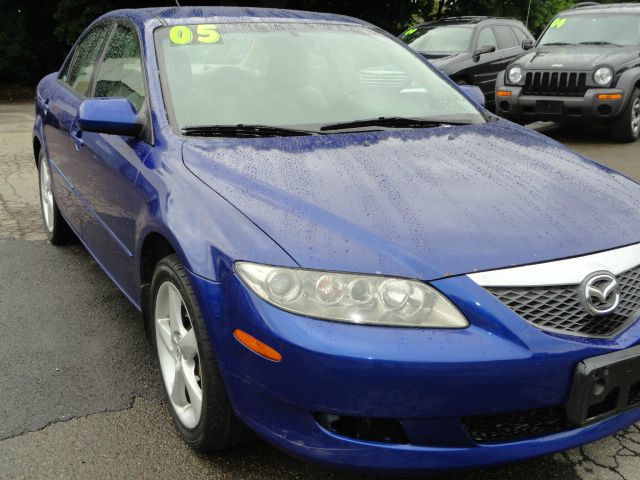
1, 102, 640, 479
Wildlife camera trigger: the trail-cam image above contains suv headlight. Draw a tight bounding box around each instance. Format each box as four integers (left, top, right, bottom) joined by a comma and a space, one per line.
593, 67, 613, 86
235, 262, 468, 328
507, 65, 523, 85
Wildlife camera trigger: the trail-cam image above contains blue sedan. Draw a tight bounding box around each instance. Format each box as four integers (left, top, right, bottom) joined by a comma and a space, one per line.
33, 6, 640, 474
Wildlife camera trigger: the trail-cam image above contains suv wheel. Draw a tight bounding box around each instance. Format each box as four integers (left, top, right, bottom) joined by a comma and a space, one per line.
151, 254, 251, 452
612, 88, 640, 143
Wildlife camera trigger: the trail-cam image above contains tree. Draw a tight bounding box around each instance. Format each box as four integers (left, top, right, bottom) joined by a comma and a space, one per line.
432, 0, 640, 34
435, 0, 575, 33
0, 5, 34, 83
3, 0, 638, 87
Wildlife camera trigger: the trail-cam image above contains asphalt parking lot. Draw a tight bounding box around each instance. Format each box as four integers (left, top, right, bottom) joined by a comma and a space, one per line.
1, 102, 640, 480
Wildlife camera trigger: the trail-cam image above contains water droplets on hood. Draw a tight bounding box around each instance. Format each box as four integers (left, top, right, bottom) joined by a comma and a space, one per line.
182, 121, 640, 280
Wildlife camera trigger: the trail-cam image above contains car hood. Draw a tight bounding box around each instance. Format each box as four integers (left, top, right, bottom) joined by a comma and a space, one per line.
517, 45, 639, 70
182, 121, 640, 281
425, 52, 468, 72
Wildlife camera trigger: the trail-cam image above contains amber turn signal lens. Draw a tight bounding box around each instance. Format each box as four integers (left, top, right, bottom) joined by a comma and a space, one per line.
496, 90, 512, 97
233, 329, 282, 362
596, 93, 622, 100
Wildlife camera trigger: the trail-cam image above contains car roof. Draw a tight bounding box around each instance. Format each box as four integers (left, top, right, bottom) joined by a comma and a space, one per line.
561, 3, 640, 15
415, 16, 522, 28
100, 6, 370, 28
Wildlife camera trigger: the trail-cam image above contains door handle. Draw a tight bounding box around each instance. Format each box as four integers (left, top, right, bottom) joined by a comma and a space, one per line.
70, 125, 84, 149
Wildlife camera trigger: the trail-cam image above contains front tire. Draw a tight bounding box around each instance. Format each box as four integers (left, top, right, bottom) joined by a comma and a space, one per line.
612, 88, 640, 143
151, 254, 250, 452
37, 150, 72, 244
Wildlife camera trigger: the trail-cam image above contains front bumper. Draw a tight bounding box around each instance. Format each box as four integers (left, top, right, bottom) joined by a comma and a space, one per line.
190, 271, 640, 474
496, 86, 625, 122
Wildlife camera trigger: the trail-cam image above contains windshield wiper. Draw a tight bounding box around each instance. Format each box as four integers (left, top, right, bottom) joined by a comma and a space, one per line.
542, 42, 575, 46
181, 124, 320, 137
578, 41, 621, 46
320, 116, 471, 132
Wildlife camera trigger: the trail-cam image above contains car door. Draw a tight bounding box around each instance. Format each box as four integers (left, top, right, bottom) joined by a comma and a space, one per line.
43, 22, 112, 233
74, 21, 153, 300
493, 25, 523, 68
466, 26, 502, 108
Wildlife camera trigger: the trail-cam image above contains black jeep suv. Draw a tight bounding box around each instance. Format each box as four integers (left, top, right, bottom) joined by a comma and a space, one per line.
496, 3, 640, 142
399, 17, 534, 110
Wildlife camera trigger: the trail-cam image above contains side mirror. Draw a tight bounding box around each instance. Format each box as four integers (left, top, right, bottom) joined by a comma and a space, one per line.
474, 44, 496, 60
522, 39, 535, 50
77, 98, 142, 137
459, 84, 486, 108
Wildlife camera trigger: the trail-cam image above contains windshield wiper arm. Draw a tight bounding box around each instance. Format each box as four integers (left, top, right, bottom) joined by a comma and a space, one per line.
542, 42, 575, 46
578, 41, 621, 46
320, 116, 471, 132
181, 124, 320, 137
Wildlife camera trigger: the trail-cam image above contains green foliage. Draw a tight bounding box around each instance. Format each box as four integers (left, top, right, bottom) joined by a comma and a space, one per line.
1, 0, 639, 87
53, 0, 111, 45
436, 0, 639, 35
0, 5, 34, 83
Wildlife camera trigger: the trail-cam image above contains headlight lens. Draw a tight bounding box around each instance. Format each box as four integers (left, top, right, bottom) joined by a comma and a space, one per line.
593, 67, 613, 86
507, 66, 523, 85
235, 262, 468, 328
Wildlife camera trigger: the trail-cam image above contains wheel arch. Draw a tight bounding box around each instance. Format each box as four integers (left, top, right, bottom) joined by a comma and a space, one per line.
33, 136, 42, 166
137, 229, 182, 343
616, 67, 640, 108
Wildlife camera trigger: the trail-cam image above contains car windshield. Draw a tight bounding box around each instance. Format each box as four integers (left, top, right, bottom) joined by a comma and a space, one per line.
154, 23, 483, 132
539, 13, 640, 47
402, 25, 473, 54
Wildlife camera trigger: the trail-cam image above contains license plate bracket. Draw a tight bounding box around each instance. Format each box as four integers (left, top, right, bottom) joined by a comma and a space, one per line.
567, 345, 640, 426
535, 100, 563, 115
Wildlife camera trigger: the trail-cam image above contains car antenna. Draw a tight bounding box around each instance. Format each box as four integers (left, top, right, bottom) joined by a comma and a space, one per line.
526, 0, 532, 28
175, 0, 181, 5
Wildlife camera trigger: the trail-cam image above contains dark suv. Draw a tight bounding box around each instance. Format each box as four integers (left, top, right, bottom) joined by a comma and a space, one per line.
496, 3, 640, 142
400, 17, 534, 109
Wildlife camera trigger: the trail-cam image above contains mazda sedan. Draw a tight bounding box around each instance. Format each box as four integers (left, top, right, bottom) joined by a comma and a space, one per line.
33, 7, 640, 474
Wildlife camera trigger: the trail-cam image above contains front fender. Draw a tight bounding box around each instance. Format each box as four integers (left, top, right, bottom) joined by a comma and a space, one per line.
133, 136, 297, 289
615, 66, 640, 107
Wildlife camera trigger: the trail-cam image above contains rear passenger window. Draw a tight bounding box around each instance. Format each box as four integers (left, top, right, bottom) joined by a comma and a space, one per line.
62, 24, 110, 97
476, 27, 498, 50
493, 25, 518, 49
93, 24, 146, 112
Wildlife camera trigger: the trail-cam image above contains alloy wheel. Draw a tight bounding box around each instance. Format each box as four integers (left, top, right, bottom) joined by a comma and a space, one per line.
39, 159, 54, 233
155, 281, 203, 429
632, 98, 640, 137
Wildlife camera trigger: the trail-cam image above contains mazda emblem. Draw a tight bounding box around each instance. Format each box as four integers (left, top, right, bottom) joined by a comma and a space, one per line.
579, 271, 621, 316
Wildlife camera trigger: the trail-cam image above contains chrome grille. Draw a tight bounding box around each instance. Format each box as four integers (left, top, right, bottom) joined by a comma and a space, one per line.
486, 265, 640, 337
523, 71, 588, 97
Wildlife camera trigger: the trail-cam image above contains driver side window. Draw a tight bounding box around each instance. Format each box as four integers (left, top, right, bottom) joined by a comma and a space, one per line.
93, 23, 146, 112
476, 27, 498, 51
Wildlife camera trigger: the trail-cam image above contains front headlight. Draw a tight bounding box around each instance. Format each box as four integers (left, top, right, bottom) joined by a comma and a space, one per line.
507, 66, 523, 85
593, 67, 613, 86
235, 262, 468, 328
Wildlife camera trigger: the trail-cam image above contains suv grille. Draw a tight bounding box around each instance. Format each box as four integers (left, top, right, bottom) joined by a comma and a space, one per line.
523, 71, 588, 96
486, 265, 640, 337
462, 406, 570, 443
